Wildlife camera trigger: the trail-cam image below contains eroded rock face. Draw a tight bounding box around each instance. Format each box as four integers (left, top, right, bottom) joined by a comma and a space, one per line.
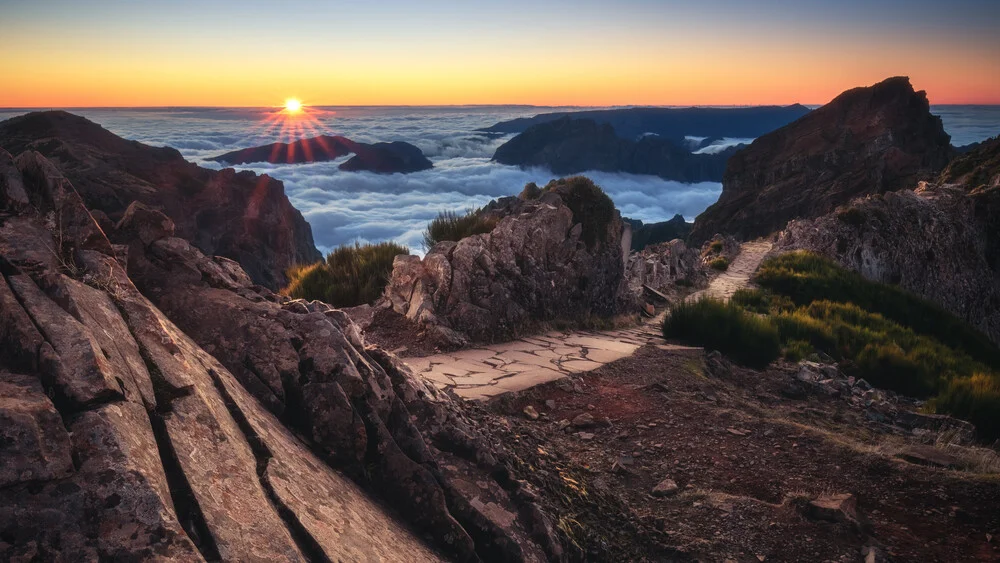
775, 181, 1000, 345
624, 239, 703, 296
383, 179, 632, 343
690, 77, 953, 244
0, 112, 321, 288
0, 150, 557, 561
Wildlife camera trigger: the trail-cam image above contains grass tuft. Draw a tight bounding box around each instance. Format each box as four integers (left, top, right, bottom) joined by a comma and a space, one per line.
283, 241, 408, 307
663, 298, 780, 369
422, 209, 498, 249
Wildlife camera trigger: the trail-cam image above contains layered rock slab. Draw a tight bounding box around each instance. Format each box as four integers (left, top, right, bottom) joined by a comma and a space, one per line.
0, 150, 443, 561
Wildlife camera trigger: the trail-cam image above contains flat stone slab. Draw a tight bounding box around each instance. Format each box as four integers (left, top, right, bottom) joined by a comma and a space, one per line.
406, 315, 665, 400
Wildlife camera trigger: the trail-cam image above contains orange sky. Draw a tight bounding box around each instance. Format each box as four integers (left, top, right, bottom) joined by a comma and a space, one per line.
2, 1, 998, 107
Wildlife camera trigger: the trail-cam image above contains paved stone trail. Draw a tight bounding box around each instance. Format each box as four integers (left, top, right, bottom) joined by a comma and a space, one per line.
687, 240, 773, 302
406, 240, 771, 400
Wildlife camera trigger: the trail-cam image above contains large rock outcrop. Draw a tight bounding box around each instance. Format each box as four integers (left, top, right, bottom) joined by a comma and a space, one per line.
384, 177, 632, 343
211, 134, 434, 173
0, 149, 560, 561
774, 139, 1000, 344
0, 111, 321, 288
689, 77, 953, 244
493, 117, 737, 182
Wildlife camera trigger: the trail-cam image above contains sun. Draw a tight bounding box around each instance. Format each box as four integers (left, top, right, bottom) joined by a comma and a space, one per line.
284, 98, 303, 113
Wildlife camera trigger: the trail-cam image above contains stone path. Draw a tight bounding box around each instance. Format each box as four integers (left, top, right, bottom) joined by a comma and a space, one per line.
404, 317, 667, 400
687, 240, 773, 302
406, 240, 771, 400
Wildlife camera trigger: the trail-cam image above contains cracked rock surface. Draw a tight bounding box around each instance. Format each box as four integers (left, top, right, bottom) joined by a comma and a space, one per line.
0, 147, 559, 561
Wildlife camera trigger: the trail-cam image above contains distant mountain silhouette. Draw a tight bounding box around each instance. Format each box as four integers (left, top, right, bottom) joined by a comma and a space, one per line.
492, 117, 741, 182
211, 135, 433, 173
481, 105, 812, 144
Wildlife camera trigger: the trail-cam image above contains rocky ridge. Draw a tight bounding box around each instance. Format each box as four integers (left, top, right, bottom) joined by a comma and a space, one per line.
0, 111, 321, 289
210, 134, 434, 173
0, 148, 565, 561
774, 138, 1000, 344
690, 76, 953, 244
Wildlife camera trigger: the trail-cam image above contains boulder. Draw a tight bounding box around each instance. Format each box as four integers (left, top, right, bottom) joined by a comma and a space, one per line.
625, 239, 703, 296
383, 177, 632, 342
690, 77, 953, 244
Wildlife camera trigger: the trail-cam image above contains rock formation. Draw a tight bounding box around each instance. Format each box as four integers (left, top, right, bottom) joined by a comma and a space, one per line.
493, 117, 738, 182
0, 148, 561, 561
211, 134, 434, 173
689, 77, 953, 244
624, 239, 704, 296
774, 137, 1000, 344
481, 105, 812, 142
383, 177, 632, 343
0, 111, 321, 289
626, 214, 692, 251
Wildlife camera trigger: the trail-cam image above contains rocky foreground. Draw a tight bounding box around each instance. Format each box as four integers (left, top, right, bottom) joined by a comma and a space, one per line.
0, 147, 571, 561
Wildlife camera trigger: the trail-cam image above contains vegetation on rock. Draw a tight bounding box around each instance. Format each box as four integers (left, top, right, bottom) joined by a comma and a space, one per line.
422, 209, 498, 248
284, 241, 409, 307
542, 176, 616, 248
708, 256, 730, 271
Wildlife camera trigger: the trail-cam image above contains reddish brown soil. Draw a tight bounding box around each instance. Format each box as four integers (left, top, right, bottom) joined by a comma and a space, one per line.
363, 308, 456, 358
477, 345, 1000, 562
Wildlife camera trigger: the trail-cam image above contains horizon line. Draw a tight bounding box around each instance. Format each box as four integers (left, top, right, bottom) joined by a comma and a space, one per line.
4, 102, 1000, 111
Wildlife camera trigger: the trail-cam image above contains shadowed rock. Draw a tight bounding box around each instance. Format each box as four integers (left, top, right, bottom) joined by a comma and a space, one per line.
690, 76, 953, 244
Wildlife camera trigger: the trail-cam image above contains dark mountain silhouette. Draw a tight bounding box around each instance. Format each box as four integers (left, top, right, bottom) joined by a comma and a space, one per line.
493, 117, 741, 182
482, 104, 812, 144
211, 135, 433, 173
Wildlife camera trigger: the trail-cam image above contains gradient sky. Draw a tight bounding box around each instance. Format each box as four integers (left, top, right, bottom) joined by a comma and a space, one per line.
2, 0, 998, 107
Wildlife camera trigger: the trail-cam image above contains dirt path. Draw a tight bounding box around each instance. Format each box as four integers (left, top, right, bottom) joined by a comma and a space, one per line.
407, 241, 771, 399
688, 239, 773, 301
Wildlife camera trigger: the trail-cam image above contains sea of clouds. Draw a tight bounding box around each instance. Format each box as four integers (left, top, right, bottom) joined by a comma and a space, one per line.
0, 104, 995, 255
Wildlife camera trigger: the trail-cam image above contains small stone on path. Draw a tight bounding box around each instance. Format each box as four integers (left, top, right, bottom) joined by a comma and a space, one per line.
651, 478, 679, 497
523, 405, 540, 420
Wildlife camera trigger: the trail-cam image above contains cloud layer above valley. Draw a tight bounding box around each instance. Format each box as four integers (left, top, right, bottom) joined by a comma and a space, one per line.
1, 104, 992, 256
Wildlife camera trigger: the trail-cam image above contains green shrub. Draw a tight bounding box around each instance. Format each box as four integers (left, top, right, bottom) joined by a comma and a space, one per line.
932, 373, 1000, 441
542, 176, 616, 249
663, 298, 781, 369
854, 342, 939, 398
283, 241, 409, 307
755, 252, 1000, 368
709, 240, 724, 253
782, 339, 814, 362
731, 288, 794, 314
708, 257, 730, 271
519, 182, 542, 200
422, 209, 497, 249
772, 310, 838, 354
